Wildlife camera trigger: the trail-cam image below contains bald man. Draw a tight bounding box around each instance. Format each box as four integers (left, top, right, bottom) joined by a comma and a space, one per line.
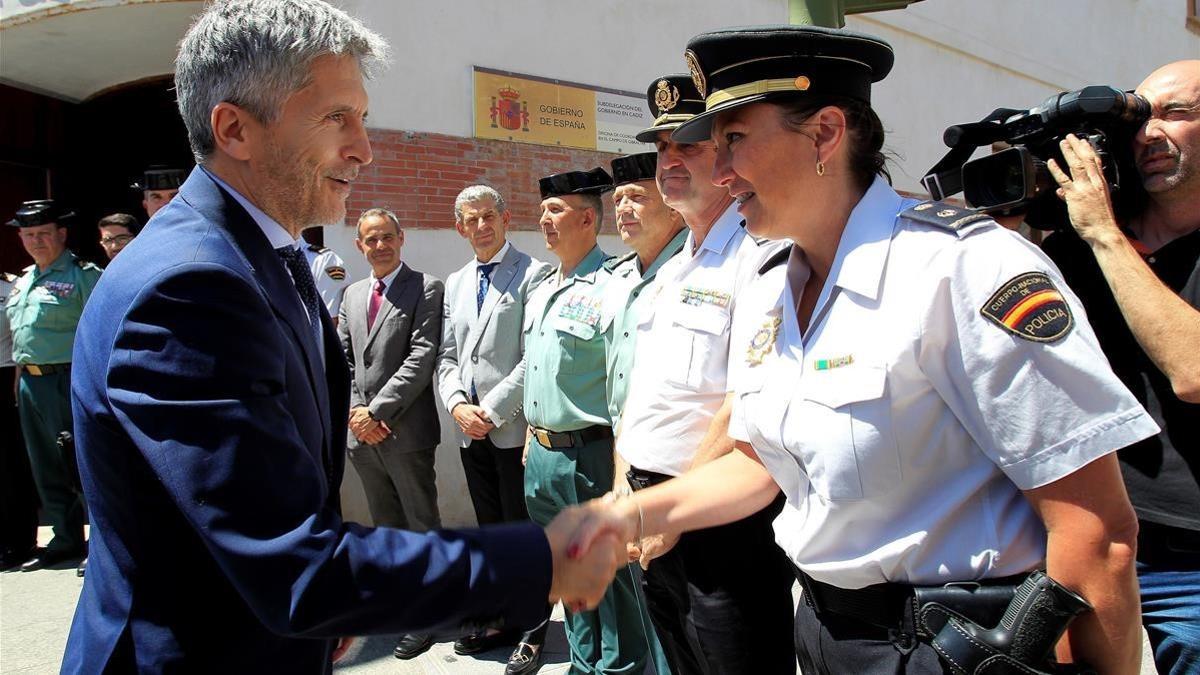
1043, 60, 1200, 674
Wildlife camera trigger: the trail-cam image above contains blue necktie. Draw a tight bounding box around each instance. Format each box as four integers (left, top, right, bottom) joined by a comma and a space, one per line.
277, 246, 323, 349
476, 263, 498, 314
471, 263, 499, 402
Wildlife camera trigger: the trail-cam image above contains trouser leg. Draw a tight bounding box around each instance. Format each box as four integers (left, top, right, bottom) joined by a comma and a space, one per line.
0, 366, 38, 558
348, 444, 408, 529
381, 446, 441, 532
17, 371, 84, 553
1137, 532, 1200, 675
677, 496, 795, 674
460, 437, 504, 525
643, 547, 706, 675
494, 444, 530, 523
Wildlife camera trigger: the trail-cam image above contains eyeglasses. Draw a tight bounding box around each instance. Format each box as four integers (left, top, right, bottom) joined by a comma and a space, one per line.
99, 234, 134, 247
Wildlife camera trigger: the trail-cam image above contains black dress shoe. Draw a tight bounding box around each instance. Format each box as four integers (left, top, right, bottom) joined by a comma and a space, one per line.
20, 547, 85, 572
392, 633, 433, 660
76, 557, 87, 577
505, 641, 543, 675
453, 629, 519, 655
0, 548, 35, 572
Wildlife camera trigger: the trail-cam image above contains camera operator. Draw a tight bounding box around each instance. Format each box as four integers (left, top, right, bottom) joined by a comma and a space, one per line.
1044, 59, 1199, 675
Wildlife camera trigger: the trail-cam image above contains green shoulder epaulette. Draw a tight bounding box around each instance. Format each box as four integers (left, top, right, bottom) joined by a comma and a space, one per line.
602, 251, 638, 272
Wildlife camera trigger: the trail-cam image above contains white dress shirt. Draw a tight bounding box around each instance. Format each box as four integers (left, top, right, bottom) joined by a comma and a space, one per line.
728, 177, 1159, 589
616, 203, 785, 477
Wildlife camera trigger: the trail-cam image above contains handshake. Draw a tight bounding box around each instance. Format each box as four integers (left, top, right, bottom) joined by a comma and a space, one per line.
542, 496, 668, 611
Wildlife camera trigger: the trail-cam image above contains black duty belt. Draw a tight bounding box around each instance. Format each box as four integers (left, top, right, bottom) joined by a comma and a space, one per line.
625, 466, 673, 491
796, 568, 1024, 642
530, 424, 612, 449
21, 363, 71, 376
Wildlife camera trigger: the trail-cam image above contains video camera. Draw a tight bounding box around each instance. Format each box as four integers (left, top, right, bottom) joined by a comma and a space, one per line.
922, 86, 1150, 230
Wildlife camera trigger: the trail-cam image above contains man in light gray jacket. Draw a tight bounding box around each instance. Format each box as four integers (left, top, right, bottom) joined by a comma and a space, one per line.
436, 185, 551, 673
338, 207, 444, 660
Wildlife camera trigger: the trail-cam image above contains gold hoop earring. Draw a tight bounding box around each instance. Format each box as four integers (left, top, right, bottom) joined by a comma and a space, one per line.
816, 160, 825, 176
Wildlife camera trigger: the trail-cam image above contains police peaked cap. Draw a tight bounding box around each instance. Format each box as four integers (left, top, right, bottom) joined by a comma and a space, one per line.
539, 167, 614, 199
131, 166, 187, 191
6, 199, 75, 228
635, 73, 706, 143
672, 25, 894, 143
610, 152, 658, 187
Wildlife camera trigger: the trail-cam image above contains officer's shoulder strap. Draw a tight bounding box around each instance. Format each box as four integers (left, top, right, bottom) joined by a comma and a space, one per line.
757, 246, 790, 275
307, 244, 330, 253
900, 201, 994, 237
1, 271, 16, 283
74, 258, 102, 272
603, 251, 637, 272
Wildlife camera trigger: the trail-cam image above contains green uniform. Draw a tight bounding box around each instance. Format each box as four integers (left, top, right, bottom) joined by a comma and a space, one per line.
522, 245, 652, 674
6, 250, 101, 554
601, 229, 688, 428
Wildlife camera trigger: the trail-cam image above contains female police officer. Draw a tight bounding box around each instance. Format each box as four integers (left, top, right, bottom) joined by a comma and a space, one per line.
569, 25, 1158, 674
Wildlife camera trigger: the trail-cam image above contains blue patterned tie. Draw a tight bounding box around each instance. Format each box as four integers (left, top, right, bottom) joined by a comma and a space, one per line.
277, 246, 323, 348
471, 263, 499, 402
476, 263, 498, 314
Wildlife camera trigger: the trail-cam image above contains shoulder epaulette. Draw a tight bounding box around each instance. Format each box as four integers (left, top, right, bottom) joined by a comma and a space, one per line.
758, 246, 790, 275
75, 258, 101, 271
603, 251, 638, 272
1, 271, 16, 283
307, 244, 330, 253
901, 201, 993, 235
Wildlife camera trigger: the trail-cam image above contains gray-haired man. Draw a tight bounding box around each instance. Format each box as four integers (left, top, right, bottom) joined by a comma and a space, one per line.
63, 2, 626, 671
437, 185, 553, 673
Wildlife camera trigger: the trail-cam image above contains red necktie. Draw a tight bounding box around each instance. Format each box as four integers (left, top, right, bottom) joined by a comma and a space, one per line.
367, 279, 384, 330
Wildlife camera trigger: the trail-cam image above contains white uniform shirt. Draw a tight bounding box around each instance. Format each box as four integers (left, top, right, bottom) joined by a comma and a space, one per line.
728, 177, 1158, 589
616, 204, 785, 476
300, 243, 350, 318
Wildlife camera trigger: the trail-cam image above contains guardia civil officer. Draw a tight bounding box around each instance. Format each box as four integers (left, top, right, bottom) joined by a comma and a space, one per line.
600, 151, 686, 430
610, 73, 796, 675
5, 200, 100, 572
523, 168, 652, 673
132, 166, 187, 219
569, 26, 1158, 675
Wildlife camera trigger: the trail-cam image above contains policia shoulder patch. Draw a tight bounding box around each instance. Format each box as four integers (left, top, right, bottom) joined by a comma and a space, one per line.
980, 272, 1073, 342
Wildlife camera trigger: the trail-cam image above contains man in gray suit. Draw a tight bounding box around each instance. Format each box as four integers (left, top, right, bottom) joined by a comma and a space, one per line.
338, 207, 444, 660
437, 185, 551, 673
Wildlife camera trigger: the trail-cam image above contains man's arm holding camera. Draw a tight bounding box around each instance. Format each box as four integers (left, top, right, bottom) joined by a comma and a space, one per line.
1049, 134, 1200, 403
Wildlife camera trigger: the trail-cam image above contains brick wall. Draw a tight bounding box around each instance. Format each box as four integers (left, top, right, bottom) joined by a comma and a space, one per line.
348, 128, 623, 232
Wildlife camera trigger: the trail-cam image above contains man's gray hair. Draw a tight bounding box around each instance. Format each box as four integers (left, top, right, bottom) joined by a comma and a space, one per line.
357, 207, 401, 237
175, 0, 389, 163
453, 185, 507, 222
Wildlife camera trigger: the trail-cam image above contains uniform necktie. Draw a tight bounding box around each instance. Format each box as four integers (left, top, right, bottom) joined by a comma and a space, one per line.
367, 279, 385, 330
476, 263, 498, 314
470, 262, 499, 402
277, 246, 323, 348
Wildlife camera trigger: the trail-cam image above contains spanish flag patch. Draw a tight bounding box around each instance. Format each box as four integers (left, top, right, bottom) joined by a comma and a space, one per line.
980, 272, 1073, 343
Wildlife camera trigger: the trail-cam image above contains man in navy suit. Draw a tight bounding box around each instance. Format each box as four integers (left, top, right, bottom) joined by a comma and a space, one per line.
63, 1, 623, 672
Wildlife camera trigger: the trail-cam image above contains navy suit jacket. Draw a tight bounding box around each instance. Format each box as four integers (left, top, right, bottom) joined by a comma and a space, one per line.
64, 168, 551, 673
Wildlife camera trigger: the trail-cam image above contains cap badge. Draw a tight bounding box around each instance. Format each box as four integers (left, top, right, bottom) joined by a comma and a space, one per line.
794, 76, 811, 91
684, 50, 706, 97
654, 80, 680, 115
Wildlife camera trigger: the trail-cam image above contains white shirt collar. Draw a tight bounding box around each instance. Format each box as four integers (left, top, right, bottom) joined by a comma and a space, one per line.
688, 202, 743, 257
202, 167, 295, 251
476, 241, 511, 268
371, 262, 405, 290
826, 176, 908, 302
